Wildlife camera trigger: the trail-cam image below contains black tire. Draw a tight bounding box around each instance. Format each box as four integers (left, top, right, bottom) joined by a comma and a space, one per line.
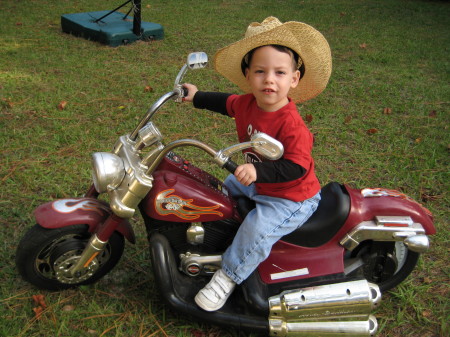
351, 241, 420, 293
16, 224, 125, 290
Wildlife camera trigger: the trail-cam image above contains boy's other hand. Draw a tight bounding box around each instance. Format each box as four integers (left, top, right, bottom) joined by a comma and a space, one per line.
182, 83, 198, 102
235, 164, 257, 186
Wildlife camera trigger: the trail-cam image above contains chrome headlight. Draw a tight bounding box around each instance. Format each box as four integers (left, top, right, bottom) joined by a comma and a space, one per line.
91, 152, 125, 193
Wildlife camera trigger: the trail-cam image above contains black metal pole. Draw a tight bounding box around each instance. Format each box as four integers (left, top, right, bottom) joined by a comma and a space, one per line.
132, 0, 142, 36
94, 0, 132, 23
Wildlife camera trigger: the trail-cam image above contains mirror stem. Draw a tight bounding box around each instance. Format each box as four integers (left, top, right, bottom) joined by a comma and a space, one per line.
130, 91, 178, 141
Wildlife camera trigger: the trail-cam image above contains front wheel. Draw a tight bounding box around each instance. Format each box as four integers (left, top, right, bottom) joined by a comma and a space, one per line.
351, 241, 420, 293
16, 224, 125, 290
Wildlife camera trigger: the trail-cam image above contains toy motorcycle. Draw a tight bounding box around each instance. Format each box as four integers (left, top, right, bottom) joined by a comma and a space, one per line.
16, 53, 436, 336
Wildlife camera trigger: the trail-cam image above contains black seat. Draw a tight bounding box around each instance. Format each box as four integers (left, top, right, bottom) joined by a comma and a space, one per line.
236, 182, 350, 248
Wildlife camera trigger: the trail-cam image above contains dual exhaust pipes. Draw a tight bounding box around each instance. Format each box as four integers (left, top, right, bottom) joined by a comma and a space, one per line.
268, 280, 381, 336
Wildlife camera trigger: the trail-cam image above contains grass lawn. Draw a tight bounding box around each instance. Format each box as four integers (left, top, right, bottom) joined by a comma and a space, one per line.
1, 0, 448, 336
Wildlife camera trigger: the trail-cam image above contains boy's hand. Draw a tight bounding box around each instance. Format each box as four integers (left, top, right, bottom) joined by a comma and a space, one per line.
182, 83, 198, 102
235, 164, 257, 186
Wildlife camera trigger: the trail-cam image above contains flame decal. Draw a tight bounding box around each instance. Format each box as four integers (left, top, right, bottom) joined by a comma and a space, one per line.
362, 187, 413, 199
362, 188, 432, 217
52, 199, 110, 216
155, 189, 223, 220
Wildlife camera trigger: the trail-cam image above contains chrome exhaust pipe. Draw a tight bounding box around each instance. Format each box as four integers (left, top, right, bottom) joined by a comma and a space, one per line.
268, 280, 381, 336
270, 315, 378, 336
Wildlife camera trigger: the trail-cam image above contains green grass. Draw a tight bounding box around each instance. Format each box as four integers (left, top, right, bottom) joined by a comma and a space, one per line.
1, 0, 449, 336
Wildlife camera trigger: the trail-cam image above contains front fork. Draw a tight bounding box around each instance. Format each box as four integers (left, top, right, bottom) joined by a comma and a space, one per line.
70, 185, 123, 276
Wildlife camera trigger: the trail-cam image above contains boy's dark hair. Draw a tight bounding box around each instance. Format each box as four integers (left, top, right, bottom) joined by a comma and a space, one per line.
240, 44, 305, 78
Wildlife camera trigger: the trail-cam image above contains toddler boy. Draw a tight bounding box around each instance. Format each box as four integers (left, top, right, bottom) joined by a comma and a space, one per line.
183, 16, 332, 311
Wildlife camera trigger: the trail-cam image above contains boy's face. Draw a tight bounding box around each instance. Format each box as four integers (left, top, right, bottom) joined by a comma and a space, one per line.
245, 46, 300, 112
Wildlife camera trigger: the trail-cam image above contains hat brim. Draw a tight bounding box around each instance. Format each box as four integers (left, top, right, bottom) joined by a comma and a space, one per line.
213, 21, 332, 103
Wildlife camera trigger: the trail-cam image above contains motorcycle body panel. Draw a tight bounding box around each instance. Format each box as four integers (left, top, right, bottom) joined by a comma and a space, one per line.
34, 198, 136, 243
142, 155, 239, 223
258, 240, 344, 284
344, 185, 435, 234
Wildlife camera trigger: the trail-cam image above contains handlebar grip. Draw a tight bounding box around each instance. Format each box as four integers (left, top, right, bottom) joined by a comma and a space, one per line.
223, 159, 238, 174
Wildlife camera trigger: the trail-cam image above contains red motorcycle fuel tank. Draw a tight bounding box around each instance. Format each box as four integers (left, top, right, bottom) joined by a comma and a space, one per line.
141, 154, 236, 223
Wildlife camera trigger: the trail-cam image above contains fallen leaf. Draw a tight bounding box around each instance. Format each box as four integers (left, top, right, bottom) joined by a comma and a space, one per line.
382, 107, 392, 115
422, 309, 432, 318
340, 12, 346, 17
415, 138, 422, 143
344, 116, 352, 124
144, 85, 153, 92
359, 43, 367, 49
367, 128, 378, 134
32, 294, 47, 308
16, 22, 23, 26
58, 101, 68, 110
423, 276, 433, 284
420, 192, 440, 202
1, 98, 14, 108
305, 114, 313, 123
62, 304, 75, 311
33, 306, 44, 320
429, 110, 437, 117
190, 330, 205, 337
118, 105, 126, 110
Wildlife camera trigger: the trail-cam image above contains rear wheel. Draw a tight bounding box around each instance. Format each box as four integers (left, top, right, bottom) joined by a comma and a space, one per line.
352, 241, 420, 293
16, 224, 124, 290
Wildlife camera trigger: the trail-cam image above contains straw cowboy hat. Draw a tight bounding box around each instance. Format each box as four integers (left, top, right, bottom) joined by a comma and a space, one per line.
214, 17, 332, 103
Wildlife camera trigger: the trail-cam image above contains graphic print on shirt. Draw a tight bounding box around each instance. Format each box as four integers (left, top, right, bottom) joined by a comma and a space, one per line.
244, 152, 262, 164
245, 123, 263, 163
247, 124, 260, 139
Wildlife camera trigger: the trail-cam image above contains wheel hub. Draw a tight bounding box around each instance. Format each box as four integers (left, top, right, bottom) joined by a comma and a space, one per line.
364, 252, 398, 283
53, 250, 99, 284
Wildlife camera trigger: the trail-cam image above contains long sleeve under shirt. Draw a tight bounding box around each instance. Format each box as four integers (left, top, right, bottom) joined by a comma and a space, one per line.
193, 91, 306, 184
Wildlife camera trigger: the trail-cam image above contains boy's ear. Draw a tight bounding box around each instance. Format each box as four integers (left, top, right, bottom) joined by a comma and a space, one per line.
244, 67, 249, 79
291, 70, 301, 88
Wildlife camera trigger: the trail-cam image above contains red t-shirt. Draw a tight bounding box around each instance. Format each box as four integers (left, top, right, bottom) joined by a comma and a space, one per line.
226, 94, 320, 202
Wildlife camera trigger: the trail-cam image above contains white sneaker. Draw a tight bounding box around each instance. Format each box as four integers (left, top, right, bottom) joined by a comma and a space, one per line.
195, 269, 236, 311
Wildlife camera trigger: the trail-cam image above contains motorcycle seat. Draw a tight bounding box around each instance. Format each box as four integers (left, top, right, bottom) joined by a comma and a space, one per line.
236, 182, 350, 248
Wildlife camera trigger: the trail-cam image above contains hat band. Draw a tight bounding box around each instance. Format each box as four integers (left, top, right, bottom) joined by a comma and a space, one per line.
240, 45, 303, 75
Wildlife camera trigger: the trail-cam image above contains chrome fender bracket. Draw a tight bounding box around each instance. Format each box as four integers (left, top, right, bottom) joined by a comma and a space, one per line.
340, 216, 428, 253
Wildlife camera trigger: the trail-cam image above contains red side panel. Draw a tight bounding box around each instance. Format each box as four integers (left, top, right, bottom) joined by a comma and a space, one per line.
34, 198, 135, 243
258, 241, 344, 284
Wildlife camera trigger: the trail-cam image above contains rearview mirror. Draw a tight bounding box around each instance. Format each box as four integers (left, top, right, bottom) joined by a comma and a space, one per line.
187, 52, 208, 69
251, 133, 284, 160
174, 52, 208, 89
219, 132, 284, 161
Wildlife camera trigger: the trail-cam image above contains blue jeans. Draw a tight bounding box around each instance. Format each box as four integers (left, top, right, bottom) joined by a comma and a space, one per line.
221, 175, 321, 284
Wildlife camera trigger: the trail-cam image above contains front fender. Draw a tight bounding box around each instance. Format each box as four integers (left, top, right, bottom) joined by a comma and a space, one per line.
34, 198, 136, 244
